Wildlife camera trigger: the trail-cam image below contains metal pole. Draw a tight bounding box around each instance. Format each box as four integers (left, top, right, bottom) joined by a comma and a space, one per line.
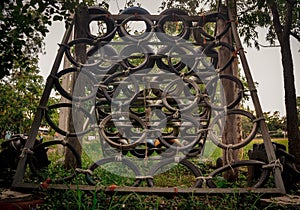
12, 19, 74, 188
226, 1, 286, 194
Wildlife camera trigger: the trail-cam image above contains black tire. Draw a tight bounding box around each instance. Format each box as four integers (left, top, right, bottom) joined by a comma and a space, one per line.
156, 45, 186, 74
193, 47, 218, 73
129, 140, 155, 158
154, 139, 179, 157
208, 109, 258, 150
206, 160, 270, 188
117, 7, 153, 42
86, 157, 141, 187
203, 41, 235, 73
161, 77, 201, 112
101, 72, 140, 105
87, 7, 116, 41
86, 44, 119, 74
156, 8, 192, 42
96, 99, 111, 118
185, 144, 204, 157
64, 38, 96, 67
128, 88, 165, 118
204, 74, 244, 110
193, 12, 230, 42
157, 114, 203, 152
167, 44, 198, 76
99, 113, 147, 149
45, 103, 96, 137
29, 140, 82, 183
119, 44, 155, 71
119, 7, 150, 15
53, 67, 98, 102
146, 157, 203, 188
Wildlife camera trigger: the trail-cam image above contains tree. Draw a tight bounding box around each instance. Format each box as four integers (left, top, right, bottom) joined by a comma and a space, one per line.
0, 65, 60, 138
159, 0, 214, 13
241, 109, 287, 137
264, 111, 287, 133
236, 0, 300, 168
217, 5, 241, 180
0, 0, 96, 79
0, 67, 44, 135
297, 96, 300, 127
64, 5, 89, 168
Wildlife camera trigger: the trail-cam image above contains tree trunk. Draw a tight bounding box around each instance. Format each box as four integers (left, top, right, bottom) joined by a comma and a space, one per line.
218, 4, 241, 180
58, 43, 73, 141
269, 0, 300, 169
65, 6, 89, 168
280, 38, 300, 168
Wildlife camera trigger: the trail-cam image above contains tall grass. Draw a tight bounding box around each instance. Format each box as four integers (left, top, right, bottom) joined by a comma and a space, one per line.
1, 135, 291, 209
39, 188, 291, 210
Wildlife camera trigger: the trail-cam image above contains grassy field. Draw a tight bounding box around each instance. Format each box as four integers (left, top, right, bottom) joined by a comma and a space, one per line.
243, 138, 288, 157
200, 138, 288, 162
38, 189, 290, 210
36, 138, 294, 209
1, 137, 295, 209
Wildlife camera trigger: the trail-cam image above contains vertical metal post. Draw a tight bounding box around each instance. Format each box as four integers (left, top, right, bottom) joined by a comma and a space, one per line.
226, 1, 286, 194
12, 20, 74, 188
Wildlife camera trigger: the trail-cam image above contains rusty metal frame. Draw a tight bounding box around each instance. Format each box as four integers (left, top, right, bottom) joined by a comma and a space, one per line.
11, 6, 286, 195
12, 18, 75, 188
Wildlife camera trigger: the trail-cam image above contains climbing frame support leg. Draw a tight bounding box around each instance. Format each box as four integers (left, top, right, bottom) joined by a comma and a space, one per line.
226, 0, 285, 194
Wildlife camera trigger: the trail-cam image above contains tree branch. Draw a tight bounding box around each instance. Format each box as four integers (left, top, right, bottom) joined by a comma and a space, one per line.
283, 1, 295, 39
257, 42, 280, 48
237, 2, 259, 16
268, 1, 283, 42
287, 0, 296, 4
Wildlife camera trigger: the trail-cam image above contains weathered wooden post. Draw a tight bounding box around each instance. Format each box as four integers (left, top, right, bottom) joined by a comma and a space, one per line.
217, 4, 241, 181
64, 6, 89, 168
227, 0, 286, 193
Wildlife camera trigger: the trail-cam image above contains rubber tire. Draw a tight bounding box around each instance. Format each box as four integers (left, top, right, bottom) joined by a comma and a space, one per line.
117, 7, 153, 42
87, 7, 116, 41
206, 160, 270, 188
29, 140, 82, 183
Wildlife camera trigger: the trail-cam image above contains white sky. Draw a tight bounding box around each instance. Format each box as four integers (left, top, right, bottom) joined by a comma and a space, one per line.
38, 0, 300, 115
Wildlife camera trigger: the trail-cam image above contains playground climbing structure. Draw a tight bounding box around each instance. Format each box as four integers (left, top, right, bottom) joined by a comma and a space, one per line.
11, 5, 286, 194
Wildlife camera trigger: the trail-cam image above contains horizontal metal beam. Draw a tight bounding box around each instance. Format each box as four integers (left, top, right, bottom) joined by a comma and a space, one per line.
13, 183, 283, 195
89, 13, 220, 22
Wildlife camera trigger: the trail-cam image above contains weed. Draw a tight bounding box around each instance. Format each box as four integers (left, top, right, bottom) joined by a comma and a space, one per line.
28, 138, 293, 209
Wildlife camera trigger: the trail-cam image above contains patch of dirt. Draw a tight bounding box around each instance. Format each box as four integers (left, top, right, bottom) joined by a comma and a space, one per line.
261, 194, 300, 207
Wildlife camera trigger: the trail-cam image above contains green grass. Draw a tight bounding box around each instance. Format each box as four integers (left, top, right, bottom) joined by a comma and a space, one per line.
242, 138, 288, 159
1, 136, 294, 209
36, 137, 292, 209
37, 189, 294, 210
201, 138, 288, 162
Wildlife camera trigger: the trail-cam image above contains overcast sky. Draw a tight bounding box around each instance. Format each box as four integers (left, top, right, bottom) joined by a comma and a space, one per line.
38, 0, 300, 115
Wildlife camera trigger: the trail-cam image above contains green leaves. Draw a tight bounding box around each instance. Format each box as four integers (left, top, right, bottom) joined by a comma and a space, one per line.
0, 0, 97, 134
257, 0, 266, 9
158, 0, 298, 48
0, 67, 44, 134
159, 0, 212, 14
0, 0, 92, 79
53, 14, 63, 21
